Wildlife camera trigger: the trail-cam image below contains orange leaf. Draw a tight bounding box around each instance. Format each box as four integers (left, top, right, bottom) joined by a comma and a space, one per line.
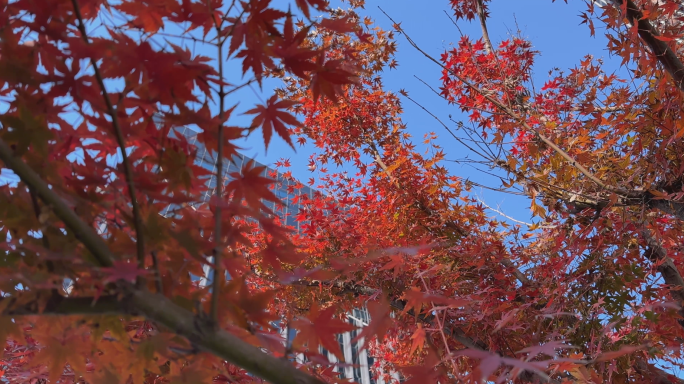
292, 304, 357, 360
409, 324, 426, 355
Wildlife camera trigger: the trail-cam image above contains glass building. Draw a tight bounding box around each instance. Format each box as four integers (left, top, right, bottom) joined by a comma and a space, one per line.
163, 126, 317, 231
167, 127, 395, 384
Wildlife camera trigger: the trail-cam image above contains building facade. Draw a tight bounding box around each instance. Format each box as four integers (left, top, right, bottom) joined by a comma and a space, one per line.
169, 127, 392, 384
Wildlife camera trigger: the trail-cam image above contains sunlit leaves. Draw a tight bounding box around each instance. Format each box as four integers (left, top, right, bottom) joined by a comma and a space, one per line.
244, 95, 299, 150
225, 161, 280, 211
3, 0, 684, 381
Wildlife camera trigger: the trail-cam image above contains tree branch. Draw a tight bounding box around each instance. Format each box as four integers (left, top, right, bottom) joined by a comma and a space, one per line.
650, 198, 684, 223
0, 294, 137, 316
475, 0, 494, 54
0, 139, 116, 268
127, 288, 325, 384
643, 229, 684, 322
379, 7, 617, 195
0, 137, 325, 384
71, 0, 147, 287
614, 0, 684, 92
634, 358, 684, 384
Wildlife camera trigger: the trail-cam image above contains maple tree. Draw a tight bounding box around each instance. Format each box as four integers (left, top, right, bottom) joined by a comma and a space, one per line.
3, 0, 684, 383
0, 0, 362, 382
277, 0, 684, 382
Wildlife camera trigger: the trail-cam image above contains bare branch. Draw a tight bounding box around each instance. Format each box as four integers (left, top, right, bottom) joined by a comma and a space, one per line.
475, 196, 534, 227
475, 0, 494, 54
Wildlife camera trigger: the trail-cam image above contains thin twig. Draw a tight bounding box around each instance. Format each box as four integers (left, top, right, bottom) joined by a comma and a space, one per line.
150, 251, 164, 294
475, 196, 533, 227
402, 92, 490, 159
419, 275, 459, 374
378, 7, 617, 195
210, 15, 227, 325
71, 0, 147, 287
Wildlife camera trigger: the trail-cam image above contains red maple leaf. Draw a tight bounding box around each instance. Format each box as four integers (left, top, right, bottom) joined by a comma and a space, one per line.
100, 260, 150, 284
224, 161, 280, 213
319, 16, 358, 34
309, 54, 359, 103
294, 0, 328, 19
292, 304, 357, 360
228, 0, 286, 80
272, 15, 318, 78
352, 296, 393, 351
409, 324, 426, 355
244, 95, 299, 150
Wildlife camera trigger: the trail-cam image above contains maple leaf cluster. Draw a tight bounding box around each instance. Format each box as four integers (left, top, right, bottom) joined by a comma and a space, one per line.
3, 0, 684, 383
0, 0, 369, 383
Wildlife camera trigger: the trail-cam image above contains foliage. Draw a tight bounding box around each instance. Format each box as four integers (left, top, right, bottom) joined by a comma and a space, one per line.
2, 0, 684, 383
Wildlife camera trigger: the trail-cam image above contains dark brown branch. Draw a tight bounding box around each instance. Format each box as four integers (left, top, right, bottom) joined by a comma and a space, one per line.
634, 358, 684, 384
643, 230, 684, 324
127, 287, 325, 384
71, 0, 147, 287
617, 0, 684, 92
650, 198, 684, 223
0, 294, 137, 316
